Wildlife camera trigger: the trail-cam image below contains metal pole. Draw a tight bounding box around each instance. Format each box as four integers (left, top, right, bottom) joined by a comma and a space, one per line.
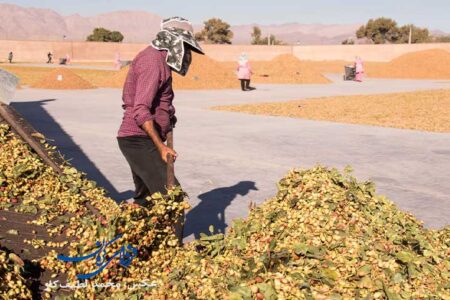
71, 40, 74, 61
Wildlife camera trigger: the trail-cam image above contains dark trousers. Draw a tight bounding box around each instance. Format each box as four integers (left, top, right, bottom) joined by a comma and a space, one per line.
118, 136, 184, 244
240, 79, 250, 91
118, 136, 179, 200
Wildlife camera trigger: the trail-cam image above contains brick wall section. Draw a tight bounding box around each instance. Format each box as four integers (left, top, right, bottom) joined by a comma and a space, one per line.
1, 40, 449, 63
293, 43, 450, 62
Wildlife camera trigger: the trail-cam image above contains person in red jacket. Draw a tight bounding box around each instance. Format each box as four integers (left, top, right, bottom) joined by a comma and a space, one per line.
117, 17, 204, 244
117, 17, 204, 201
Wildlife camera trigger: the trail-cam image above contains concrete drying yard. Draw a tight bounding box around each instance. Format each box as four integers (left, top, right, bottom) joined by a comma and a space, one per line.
10, 75, 450, 241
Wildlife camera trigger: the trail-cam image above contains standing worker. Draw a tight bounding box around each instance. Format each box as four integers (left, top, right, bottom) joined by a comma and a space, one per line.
47, 52, 53, 64
117, 16, 204, 245
237, 53, 254, 91
65, 53, 71, 65
8, 52, 13, 63
354, 56, 364, 82
114, 52, 121, 70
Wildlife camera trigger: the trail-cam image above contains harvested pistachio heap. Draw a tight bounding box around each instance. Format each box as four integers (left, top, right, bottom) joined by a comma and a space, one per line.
41, 189, 188, 298
1, 124, 449, 299
139, 167, 448, 300
0, 124, 188, 298
0, 248, 32, 299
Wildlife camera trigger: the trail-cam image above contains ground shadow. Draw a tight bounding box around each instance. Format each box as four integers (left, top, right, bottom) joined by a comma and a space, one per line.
9, 99, 133, 202
184, 181, 258, 239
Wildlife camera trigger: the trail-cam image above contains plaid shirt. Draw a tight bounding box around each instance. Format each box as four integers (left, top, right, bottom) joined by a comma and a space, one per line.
117, 46, 174, 141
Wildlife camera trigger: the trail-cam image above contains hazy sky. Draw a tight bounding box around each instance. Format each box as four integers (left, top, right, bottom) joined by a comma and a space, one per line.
5, 0, 450, 31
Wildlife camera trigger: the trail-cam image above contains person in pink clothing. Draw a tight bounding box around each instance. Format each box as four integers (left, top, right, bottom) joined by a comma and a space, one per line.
354, 56, 364, 82
237, 53, 254, 91
114, 52, 121, 70
65, 53, 71, 65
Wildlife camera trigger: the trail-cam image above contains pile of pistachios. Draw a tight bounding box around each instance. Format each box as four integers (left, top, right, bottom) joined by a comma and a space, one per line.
0, 248, 32, 300
1, 123, 449, 299
0, 123, 188, 298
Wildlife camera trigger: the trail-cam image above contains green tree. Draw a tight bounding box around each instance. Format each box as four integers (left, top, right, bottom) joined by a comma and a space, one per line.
434, 35, 450, 43
109, 31, 125, 43
398, 25, 430, 43
196, 18, 233, 44
251, 26, 283, 45
261, 34, 283, 45
356, 18, 401, 44
251, 26, 262, 44
342, 38, 355, 45
87, 28, 124, 42
356, 18, 434, 44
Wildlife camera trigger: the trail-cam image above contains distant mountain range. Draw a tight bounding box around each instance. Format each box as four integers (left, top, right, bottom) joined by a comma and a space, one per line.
0, 3, 446, 45
0, 3, 162, 43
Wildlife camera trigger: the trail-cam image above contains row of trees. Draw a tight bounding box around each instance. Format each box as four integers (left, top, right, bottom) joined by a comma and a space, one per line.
355, 18, 431, 44
436, 36, 450, 43
250, 26, 283, 45
194, 18, 283, 45
86, 17, 448, 45
347, 17, 450, 44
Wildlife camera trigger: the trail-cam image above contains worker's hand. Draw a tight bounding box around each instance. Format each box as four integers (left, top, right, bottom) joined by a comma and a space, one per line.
159, 145, 177, 163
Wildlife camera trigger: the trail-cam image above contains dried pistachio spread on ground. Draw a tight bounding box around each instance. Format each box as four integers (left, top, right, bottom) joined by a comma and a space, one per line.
0, 123, 449, 299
